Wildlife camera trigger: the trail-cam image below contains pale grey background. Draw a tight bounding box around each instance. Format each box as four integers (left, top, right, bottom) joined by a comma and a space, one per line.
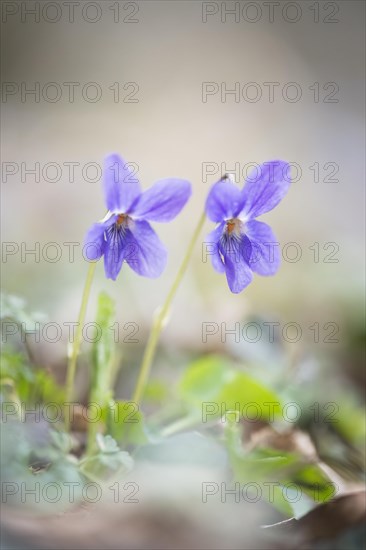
1, 0, 365, 360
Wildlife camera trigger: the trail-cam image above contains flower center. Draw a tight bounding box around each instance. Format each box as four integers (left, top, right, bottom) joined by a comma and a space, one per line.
226, 218, 242, 236
116, 213, 129, 227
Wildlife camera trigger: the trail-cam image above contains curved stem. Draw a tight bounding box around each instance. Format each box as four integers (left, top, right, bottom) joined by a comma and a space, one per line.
132, 211, 206, 405
159, 415, 200, 438
65, 261, 97, 430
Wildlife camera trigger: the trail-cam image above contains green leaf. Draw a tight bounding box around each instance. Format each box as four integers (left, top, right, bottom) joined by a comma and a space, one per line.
1, 422, 85, 512
292, 462, 338, 504
79, 434, 134, 481
223, 420, 334, 517
86, 292, 118, 454
32, 370, 65, 406
144, 380, 168, 402
269, 485, 295, 517
0, 348, 64, 406
96, 433, 120, 453
0, 292, 47, 325
104, 400, 148, 447
332, 398, 366, 448
1, 349, 34, 402
179, 356, 234, 406
90, 292, 116, 403
217, 372, 282, 421
179, 355, 282, 422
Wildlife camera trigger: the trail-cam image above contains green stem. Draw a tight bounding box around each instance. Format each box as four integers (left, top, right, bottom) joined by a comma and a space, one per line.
132, 211, 206, 405
65, 261, 97, 430
85, 391, 101, 456
159, 416, 200, 438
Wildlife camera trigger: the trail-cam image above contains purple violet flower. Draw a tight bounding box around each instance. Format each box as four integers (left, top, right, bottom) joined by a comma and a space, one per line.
85, 154, 191, 280
205, 160, 291, 293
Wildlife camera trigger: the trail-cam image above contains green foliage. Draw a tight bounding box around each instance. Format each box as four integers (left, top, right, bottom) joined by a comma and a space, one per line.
2, 290, 365, 530
179, 354, 282, 421
330, 396, 366, 448
143, 380, 169, 402
179, 355, 234, 405
90, 291, 116, 404
224, 419, 335, 517
1, 292, 64, 407
86, 292, 117, 453
1, 421, 84, 512
0, 292, 47, 326
79, 434, 134, 481
1, 349, 64, 407
87, 293, 147, 452
103, 400, 148, 447
217, 372, 282, 419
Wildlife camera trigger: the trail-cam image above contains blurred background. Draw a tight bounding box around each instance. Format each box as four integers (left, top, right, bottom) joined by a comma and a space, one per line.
1, 0, 365, 391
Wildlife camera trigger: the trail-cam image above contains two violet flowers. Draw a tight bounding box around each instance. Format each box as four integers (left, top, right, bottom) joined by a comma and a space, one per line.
85, 154, 290, 293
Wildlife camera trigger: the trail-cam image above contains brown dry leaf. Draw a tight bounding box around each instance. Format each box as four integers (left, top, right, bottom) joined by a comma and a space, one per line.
244, 425, 317, 459
263, 489, 366, 547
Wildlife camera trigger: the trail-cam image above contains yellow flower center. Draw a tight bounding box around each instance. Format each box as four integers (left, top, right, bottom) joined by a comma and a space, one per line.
116, 213, 128, 226
226, 218, 241, 236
